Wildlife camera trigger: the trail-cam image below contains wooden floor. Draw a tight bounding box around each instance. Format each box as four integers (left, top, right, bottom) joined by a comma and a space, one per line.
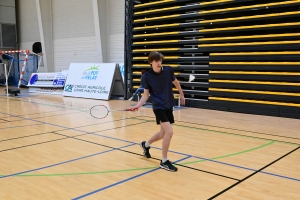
0, 91, 299, 200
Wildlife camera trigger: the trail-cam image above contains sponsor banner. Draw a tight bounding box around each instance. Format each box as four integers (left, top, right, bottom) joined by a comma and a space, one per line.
28, 87, 64, 95
63, 63, 117, 100
28, 71, 68, 87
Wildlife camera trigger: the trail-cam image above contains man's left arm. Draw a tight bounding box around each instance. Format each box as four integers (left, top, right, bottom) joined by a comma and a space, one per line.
172, 78, 185, 105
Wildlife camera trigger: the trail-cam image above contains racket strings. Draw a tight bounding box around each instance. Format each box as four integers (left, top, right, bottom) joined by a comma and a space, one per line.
90, 105, 109, 119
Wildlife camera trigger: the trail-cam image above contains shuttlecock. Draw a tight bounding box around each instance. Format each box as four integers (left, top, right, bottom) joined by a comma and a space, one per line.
189, 74, 195, 82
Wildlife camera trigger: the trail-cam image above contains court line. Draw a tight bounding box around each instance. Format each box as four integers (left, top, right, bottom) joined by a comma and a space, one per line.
208, 146, 300, 199
0, 96, 114, 117
8, 140, 273, 180
0, 121, 148, 153
0, 97, 88, 113
4, 98, 296, 145
17, 109, 73, 117
179, 140, 275, 165
3, 96, 298, 144
176, 119, 300, 141
1, 138, 300, 183
72, 156, 191, 200
0, 123, 43, 130
6, 111, 84, 122
0, 130, 65, 143
138, 116, 300, 142
133, 116, 300, 145
0, 108, 75, 120
0, 117, 131, 142
1, 111, 299, 182
0, 143, 135, 179
0, 118, 9, 122
0, 137, 68, 153
57, 130, 300, 183
192, 155, 300, 182
49, 132, 237, 181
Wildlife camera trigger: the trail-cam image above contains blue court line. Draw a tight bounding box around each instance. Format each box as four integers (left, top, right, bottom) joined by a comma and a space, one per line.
193, 155, 300, 182
260, 171, 300, 182
72, 156, 191, 200
0, 143, 135, 179
1, 111, 299, 183
91, 133, 193, 157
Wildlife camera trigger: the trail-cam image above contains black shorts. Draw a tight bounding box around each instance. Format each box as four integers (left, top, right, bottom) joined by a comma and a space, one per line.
153, 109, 174, 125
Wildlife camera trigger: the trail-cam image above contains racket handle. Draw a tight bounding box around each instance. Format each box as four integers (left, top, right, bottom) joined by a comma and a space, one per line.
126, 108, 138, 111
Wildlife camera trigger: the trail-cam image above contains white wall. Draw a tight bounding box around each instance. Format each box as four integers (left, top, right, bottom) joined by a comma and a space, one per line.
52, 0, 99, 71
16, 0, 125, 72
108, 0, 125, 63
0, 0, 14, 6
0, 6, 15, 24
0, 0, 16, 48
17, 0, 40, 51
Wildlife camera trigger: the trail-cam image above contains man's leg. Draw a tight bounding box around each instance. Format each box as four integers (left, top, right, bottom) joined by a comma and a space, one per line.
160, 122, 173, 159
148, 126, 164, 144
159, 122, 177, 171
140, 126, 164, 158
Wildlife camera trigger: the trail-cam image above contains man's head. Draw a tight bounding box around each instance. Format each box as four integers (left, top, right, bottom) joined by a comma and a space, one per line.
148, 51, 164, 73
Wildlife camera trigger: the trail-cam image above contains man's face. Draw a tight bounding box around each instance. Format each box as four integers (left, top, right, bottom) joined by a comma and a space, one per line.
150, 59, 162, 73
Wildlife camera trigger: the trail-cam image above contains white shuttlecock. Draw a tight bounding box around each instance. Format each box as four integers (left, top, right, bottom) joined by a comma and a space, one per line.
189, 74, 195, 82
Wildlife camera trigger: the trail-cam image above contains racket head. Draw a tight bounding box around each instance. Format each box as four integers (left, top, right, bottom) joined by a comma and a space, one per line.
90, 105, 109, 119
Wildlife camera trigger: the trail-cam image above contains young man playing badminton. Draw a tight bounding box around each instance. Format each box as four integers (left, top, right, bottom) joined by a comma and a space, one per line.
129, 51, 185, 172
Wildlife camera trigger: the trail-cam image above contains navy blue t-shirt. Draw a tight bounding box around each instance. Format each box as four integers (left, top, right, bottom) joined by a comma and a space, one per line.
141, 66, 175, 110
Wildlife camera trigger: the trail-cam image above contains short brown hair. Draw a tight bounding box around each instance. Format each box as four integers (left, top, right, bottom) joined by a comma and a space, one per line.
148, 51, 164, 63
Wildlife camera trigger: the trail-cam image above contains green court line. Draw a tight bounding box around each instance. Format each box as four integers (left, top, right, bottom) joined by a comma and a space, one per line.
0, 141, 274, 177
132, 117, 300, 146
173, 124, 299, 146
180, 140, 274, 165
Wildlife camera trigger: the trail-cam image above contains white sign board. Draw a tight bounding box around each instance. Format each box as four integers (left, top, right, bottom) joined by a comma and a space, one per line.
63, 63, 123, 100
29, 87, 64, 95
28, 72, 68, 88
119, 63, 125, 83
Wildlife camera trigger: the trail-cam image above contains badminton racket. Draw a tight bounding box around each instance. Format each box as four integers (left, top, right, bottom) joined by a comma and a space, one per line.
90, 105, 132, 119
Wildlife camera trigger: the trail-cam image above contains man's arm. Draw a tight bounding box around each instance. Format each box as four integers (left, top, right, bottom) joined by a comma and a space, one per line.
172, 78, 185, 105
129, 89, 150, 111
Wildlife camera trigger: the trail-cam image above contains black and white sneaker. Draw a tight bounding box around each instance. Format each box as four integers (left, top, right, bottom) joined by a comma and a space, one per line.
140, 141, 151, 158
160, 160, 178, 172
